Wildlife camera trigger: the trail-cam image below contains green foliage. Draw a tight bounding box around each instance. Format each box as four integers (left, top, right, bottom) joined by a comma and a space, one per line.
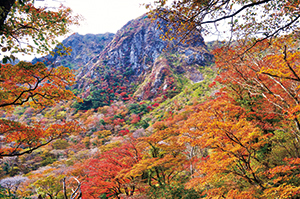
52, 139, 70, 150
40, 151, 57, 166
138, 119, 150, 129
40, 157, 56, 167
0, 187, 30, 199
128, 103, 149, 115
147, 184, 200, 199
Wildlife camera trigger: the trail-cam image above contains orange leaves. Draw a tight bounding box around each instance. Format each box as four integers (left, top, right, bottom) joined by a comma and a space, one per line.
0, 41, 78, 158
181, 96, 268, 196
263, 184, 300, 199
0, 119, 80, 157
213, 37, 300, 131
184, 35, 300, 198
183, 98, 262, 148
0, 61, 76, 109
129, 112, 197, 190
264, 157, 300, 194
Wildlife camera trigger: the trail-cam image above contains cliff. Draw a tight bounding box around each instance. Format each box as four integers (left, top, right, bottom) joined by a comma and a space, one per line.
73, 13, 213, 109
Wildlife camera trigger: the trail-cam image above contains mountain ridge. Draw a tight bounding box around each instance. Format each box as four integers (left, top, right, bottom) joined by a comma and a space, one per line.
73, 13, 213, 109
32, 32, 115, 70
31, 12, 214, 110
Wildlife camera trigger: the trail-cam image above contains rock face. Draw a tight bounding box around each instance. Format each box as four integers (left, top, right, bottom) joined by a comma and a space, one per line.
32, 33, 114, 70
75, 13, 213, 102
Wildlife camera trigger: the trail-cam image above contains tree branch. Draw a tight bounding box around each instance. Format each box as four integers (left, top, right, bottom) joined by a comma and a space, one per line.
200, 0, 272, 25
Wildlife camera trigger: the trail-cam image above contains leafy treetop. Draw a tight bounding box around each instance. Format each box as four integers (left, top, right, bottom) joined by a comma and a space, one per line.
147, 0, 300, 50
0, 0, 80, 63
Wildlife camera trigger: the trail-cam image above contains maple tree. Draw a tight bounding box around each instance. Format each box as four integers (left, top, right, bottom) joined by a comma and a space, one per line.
213, 35, 300, 152
73, 140, 141, 199
177, 36, 300, 198
0, 61, 76, 108
147, 0, 300, 51
0, 0, 79, 63
0, 119, 79, 157
181, 97, 267, 198
127, 111, 201, 198
0, 0, 80, 158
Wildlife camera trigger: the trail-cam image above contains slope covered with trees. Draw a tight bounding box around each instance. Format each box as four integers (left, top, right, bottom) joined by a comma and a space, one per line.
1, 0, 300, 199
0, 0, 81, 157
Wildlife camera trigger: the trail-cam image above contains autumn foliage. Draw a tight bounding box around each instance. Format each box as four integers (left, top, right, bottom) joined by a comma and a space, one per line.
0, 61, 76, 108
68, 35, 300, 198
72, 141, 141, 199
2, 1, 300, 199
0, 1, 80, 157
181, 36, 300, 198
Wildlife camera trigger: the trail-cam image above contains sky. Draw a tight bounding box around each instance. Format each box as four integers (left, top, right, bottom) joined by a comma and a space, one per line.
18, 0, 223, 61
35, 0, 152, 35
34, 0, 226, 40
9, 0, 151, 61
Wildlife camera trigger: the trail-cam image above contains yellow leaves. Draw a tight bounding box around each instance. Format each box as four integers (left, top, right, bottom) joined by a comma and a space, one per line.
179, 95, 273, 196
99, 140, 121, 152
263, 184, 300, 199
127, 158, 156, 177
226, 189, 258, 199
97, 130, 112, 138
259, 52, 299, 80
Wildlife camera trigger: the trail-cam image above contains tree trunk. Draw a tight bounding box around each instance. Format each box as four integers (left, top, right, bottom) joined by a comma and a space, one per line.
0, 0, 15, 33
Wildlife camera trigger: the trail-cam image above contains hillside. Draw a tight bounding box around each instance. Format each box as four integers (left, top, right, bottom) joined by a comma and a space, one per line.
73, 14, 213, 110
1, 1, 300, 198
0, 10, 220, 198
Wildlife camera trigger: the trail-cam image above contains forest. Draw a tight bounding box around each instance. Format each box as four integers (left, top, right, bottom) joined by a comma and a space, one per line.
0, 0, 300, 198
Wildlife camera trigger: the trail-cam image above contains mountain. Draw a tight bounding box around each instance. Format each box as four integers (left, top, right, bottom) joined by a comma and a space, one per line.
31, 12, 214, 110
73, 14, 213, 110
32, 32, 115, 70
0, 12, 218, 198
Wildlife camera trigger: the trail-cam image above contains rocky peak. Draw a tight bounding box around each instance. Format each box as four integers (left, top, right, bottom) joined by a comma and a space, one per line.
76, 13, 213, 96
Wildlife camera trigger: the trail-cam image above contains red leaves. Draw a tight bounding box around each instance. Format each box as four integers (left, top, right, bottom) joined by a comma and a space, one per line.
130, 114, 140, 124
77, 142, 141, 198
113, 118, 125, 125
152, 103, 160, 107
147, 106, 152, 111
120, 92, 127, 97
208, 81, 216, 88
0, 119, 80, 157
119, 129, 129, 136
